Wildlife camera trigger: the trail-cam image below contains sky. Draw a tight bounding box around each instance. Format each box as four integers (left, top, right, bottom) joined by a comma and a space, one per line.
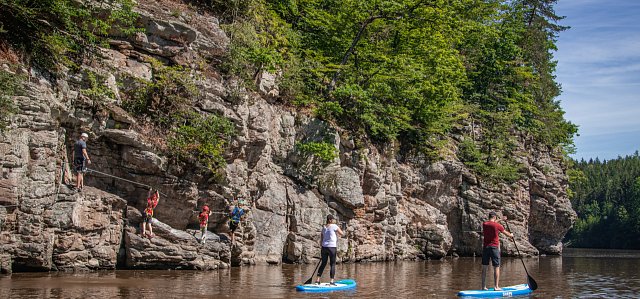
554, 0, 640, 161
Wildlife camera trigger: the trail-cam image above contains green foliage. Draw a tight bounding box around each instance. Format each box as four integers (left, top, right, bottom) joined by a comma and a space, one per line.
81, 71, 115, 100
453, 0, 576, 179
566, 167, 586, 199
209, 0, 576, 167
0, 69, 22, 130
458, 139, 482, 164
221, 0, 300, 97
168, 112, 236, 171
276, 0, 467, 151
0, 0, 140, 72
566, 152, 640, 249
123, 59, 199, 125
120, 59, 236, 172
296, 141, 338, 163
457, 138, 522, 183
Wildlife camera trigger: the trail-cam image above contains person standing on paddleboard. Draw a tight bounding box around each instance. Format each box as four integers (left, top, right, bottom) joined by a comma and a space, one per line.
315, 214, 344, 285
481, 211, 513, 291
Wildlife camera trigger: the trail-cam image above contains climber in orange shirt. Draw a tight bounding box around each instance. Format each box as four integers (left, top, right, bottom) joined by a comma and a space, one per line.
141, 189, 160, 238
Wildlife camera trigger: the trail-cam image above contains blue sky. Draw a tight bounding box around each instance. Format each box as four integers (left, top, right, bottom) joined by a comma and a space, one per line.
554, 0, 640, 161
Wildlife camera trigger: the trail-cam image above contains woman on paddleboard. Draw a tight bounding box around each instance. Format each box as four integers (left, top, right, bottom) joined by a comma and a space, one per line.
315, 214, 344, 285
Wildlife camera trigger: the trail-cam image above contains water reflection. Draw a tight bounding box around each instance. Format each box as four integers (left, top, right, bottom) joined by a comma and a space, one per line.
2, 249, 640, 298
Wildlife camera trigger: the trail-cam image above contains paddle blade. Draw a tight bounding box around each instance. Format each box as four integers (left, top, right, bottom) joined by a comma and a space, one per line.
303, 277, 312, 285
528, 275, 538, 291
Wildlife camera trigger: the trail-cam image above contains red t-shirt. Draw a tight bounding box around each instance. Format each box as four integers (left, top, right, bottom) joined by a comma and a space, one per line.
147, 194, 159, 209
482, 221, 505, 247
198, 212, 209, 226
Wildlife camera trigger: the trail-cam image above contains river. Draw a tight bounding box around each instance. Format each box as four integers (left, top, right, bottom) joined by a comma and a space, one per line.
1, 248, 639, 298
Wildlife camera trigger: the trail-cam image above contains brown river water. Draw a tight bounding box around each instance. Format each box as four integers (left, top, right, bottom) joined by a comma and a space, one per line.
1, 248, 639, 298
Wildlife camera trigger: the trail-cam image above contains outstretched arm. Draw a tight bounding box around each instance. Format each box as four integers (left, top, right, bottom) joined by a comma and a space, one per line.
498, 216, 514, 238
501, 229, 514, 238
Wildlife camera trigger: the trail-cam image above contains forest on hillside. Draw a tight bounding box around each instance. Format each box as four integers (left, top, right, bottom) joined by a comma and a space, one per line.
1, 0, 577, 181
566, 153, 640, 249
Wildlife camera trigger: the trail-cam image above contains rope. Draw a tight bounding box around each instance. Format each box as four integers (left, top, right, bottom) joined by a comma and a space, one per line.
209, 211, 231, 215
85, 167, 168, 196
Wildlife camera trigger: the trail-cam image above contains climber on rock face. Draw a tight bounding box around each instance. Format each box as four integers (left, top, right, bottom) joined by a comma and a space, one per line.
228, 196, 248, 244
198, 205, 212, 244
72, 132, 91, 191
141, 189, 160, 238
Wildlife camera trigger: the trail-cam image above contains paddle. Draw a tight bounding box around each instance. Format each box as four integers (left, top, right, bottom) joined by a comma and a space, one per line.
506, 222, 538, 291
303, 259, 321, 285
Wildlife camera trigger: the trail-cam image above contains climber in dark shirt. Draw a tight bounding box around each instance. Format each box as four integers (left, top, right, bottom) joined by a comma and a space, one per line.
72, 133, 91, 191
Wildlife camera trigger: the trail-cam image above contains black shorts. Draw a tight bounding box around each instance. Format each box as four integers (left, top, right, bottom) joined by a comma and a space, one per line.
74, 158, 87, 173
144, 214, 153, 224
229, 220, 239, 232
482, 246, 501, 267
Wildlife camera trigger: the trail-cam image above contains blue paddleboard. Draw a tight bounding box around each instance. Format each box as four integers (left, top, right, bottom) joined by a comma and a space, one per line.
296, 279, 357, 292
458, 284, 532, 297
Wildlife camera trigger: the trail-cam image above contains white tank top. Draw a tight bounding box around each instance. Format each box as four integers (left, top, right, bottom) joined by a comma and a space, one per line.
322, 224, 339, 247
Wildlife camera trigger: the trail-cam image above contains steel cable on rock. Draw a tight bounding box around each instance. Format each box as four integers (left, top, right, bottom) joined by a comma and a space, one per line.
85, 167, 169, 196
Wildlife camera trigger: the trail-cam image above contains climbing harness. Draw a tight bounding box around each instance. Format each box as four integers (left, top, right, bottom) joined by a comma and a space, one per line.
229, 206, 245, 223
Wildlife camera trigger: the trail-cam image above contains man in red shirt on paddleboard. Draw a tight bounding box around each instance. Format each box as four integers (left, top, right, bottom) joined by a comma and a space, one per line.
481, 211, 513, 291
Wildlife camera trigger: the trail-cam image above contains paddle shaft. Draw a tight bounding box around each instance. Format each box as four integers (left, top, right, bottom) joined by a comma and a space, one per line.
304, 259, 321, 285
505, 222, 538, 290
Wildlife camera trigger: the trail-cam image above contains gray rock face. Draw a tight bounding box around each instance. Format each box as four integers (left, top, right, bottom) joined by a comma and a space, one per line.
124, 208, 230, 270
318, 166, 365, 208
0, 1, 576, 273
49, 188, 127, 271
526, 145, 578, 254
0, 91, 128, 271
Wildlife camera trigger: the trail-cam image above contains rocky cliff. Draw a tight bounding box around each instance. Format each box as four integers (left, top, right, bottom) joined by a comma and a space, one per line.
0, 0, 576, 273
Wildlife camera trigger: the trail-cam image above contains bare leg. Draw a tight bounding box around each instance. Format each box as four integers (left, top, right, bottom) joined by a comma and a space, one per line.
148, 223, 153, 237
494, 266, 501, 290
75, 172, 81, 189
481, 265, 488, 290
141, 222, 146, 236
